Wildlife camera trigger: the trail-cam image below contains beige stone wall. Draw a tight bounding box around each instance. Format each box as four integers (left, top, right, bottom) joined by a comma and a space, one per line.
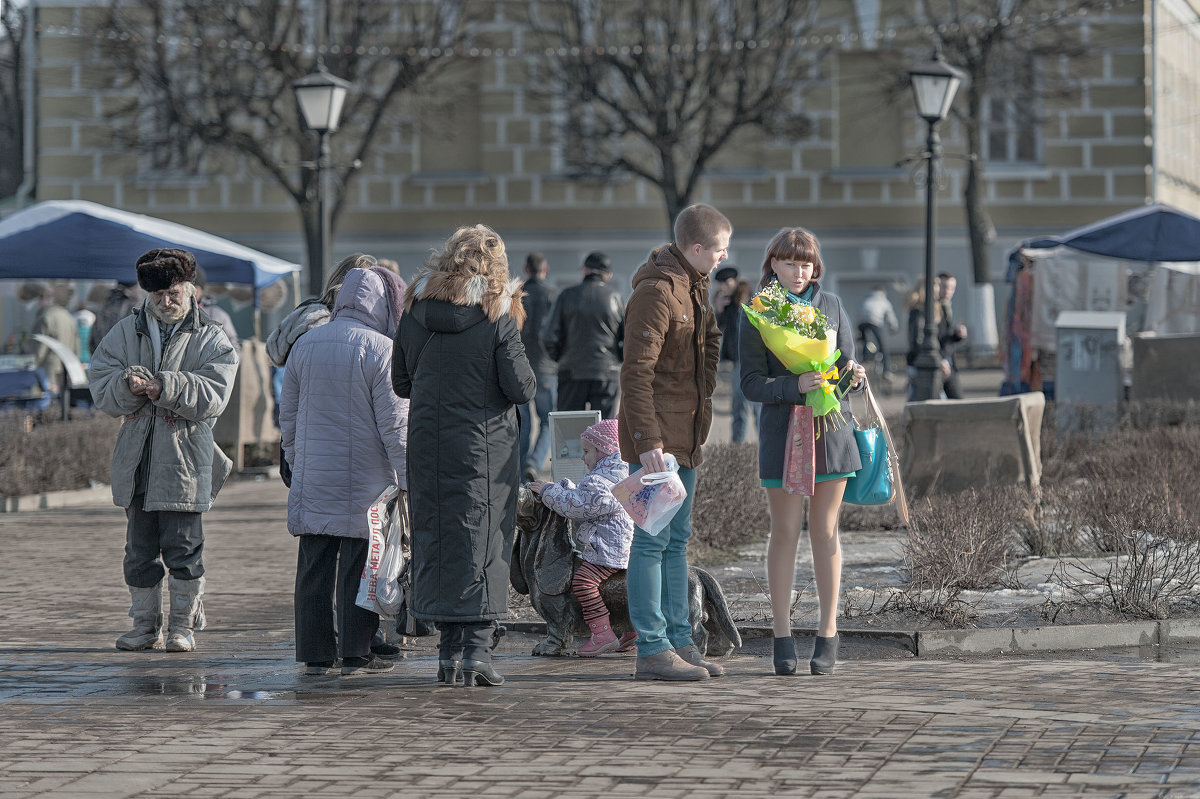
1153, 0, 1200, 209
26, 0, 1195, 265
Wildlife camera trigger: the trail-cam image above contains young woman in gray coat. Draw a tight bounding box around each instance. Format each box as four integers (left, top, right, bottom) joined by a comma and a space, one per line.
739, 228, 865, 678
392, 225, 536, 687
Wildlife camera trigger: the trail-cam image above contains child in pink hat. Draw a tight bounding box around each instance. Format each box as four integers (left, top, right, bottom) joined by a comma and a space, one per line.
528, 418, 636, 656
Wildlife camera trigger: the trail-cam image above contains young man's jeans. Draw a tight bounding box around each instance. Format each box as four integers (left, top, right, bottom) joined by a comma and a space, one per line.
626, 464, 697, 657
518, 374, 556, 475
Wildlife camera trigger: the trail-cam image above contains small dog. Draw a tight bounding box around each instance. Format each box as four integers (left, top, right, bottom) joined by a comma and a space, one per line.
512, 487, 742, 657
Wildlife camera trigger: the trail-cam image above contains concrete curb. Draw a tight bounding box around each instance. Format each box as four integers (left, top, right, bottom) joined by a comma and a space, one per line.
0, 484, 111, 513
916, 620, 1200, 657
506, 619, 1200, 658
0, 468, 279, 514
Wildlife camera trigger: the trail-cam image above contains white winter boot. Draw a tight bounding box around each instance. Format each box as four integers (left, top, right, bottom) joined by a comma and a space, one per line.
115, 583, 163, 651
165, 575, 206, 652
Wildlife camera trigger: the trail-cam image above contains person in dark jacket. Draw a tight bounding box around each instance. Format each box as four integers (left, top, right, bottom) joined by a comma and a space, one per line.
392, 224, 537, 688
541, 251, 624, 419
740, 228, 865, 678
517, 252, 557, 481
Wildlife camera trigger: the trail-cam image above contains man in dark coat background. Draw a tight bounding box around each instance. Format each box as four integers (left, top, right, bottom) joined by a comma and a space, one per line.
541, 251, 624, 419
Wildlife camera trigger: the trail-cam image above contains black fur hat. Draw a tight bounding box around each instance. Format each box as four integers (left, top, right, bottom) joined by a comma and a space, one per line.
136, 248, 197, 292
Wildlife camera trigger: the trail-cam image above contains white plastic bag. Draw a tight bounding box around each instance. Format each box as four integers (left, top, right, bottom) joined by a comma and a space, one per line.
355, 485, 408, 618
611, 453, 687, 536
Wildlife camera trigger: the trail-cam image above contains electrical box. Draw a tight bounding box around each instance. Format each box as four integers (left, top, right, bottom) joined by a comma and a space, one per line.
549, 410, 602, 484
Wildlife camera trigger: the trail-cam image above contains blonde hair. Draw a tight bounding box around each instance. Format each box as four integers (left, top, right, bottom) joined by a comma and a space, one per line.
673, 204, 732, 250
758, 228, 824, 290
406, 224, 525, 325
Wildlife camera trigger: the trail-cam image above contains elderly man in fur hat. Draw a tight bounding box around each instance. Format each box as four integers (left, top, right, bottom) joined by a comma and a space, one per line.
89, 248, 239, 653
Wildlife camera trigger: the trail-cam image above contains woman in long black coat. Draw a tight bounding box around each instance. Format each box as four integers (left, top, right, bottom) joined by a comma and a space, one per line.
393, 224, 536, 687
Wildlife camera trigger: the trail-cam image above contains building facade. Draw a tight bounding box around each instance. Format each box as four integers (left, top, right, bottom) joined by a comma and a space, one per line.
12, 0, 1200, 352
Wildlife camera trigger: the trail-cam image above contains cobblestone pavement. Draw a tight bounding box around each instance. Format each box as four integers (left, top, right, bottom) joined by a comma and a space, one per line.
3, 478, 1200, 797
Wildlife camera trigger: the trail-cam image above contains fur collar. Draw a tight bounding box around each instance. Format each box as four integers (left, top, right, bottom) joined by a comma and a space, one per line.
405, 268, 527, 328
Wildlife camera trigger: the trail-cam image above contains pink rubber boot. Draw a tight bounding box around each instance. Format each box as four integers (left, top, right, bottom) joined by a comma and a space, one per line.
578, 616, 620, 657
616, 632, 638, 652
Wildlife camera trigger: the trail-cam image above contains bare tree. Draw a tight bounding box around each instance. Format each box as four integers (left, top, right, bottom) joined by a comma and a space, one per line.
99, 0, 479, 290
530, 0, 819, 233
907, 0, 1104, 283
0, 2, 27, 200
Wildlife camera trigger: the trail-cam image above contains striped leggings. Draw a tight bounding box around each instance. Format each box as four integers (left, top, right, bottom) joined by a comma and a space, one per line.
572, 560, 620, 624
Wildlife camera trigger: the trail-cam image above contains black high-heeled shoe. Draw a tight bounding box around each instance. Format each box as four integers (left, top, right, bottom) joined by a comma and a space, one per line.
461, 659, 504, 687
773, 636, 798, 676
436, 659, 463, 684
810, 634, 839, 675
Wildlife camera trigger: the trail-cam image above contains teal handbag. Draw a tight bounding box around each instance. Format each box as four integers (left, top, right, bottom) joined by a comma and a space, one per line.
842, 382, 908, 523
843, 425, 890, 505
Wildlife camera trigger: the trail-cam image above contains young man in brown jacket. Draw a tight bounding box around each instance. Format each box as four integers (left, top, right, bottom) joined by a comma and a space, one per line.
618, 203, 730, 681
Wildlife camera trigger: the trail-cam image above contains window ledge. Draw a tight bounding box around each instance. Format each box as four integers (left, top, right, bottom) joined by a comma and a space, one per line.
981, 164, 1052, 180
407, 170, 489, 185
825, 166, 909, 181
133, 173, 209, 189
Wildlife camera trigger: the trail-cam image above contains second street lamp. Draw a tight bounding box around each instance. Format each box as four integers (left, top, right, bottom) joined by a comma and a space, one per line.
908, 51, 965, 402
293, 66, 351, 299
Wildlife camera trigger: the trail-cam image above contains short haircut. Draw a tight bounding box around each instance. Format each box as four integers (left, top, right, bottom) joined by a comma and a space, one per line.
673, 203, 732, 250
525, 252, 548, 275
758, 228, 824, 290
937, 271, 954, 281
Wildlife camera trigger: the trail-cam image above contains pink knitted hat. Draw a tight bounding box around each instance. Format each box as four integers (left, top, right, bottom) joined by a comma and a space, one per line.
581, 419, 620, 458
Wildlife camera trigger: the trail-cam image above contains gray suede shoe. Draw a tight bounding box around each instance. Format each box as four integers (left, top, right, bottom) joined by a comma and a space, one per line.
674, 644, 725, 677
634, 649, 709, 681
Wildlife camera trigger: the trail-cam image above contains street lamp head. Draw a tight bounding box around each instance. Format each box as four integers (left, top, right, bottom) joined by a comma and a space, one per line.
293, 67, 352, 134
909, 50, 967, 124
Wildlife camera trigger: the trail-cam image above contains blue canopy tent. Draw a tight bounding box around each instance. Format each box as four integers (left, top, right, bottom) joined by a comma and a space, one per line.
0, 200, 300, 290
1006, 203, 1200, 281
1001, 203, 1200, 395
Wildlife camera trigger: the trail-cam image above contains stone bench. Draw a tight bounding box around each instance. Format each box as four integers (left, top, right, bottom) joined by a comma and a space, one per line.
900, 392, 1044, 499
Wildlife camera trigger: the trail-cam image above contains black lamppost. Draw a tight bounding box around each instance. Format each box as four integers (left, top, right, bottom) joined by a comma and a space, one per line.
908, 51, 965, 402
293, 66, 351, 299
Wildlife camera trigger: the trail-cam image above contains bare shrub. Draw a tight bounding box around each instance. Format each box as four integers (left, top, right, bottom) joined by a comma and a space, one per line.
0, 412, 120, 497
692, 442, 771, 558
1022, 482, 1090, 557
1051, 505, 1200, 619
902, 488, 1024, 592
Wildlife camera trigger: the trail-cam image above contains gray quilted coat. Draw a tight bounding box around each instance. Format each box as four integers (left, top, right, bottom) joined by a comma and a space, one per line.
279, 269, 410, 539
88, 300, 238, 512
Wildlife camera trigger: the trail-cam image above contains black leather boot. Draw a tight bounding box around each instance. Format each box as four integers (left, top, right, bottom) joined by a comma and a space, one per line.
810, 634, 839, 675
461, 621, 504, 687
435, 622, 463, 684
773, 635, 798, 676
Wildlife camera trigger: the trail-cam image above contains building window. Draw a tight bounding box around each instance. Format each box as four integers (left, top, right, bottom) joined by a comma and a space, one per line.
984, 58, 1039, 164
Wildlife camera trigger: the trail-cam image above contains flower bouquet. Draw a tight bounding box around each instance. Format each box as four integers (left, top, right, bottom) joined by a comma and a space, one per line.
742, 281, 843, 422
743, 281, 845, 496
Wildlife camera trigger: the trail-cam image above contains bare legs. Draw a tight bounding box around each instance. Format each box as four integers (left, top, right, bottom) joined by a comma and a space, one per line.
766, 479, 847, 638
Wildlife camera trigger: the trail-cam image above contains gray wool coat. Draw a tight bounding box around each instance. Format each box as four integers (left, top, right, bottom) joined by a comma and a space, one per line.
738, 283, 863, 480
